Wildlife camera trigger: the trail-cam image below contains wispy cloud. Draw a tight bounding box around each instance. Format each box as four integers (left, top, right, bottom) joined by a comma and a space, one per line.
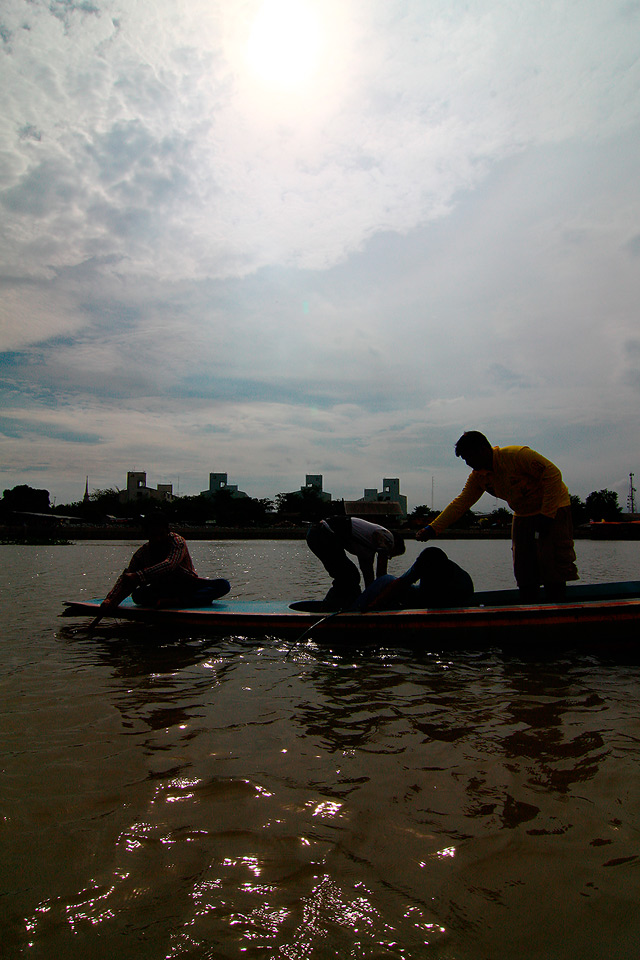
1, 0, 639, 507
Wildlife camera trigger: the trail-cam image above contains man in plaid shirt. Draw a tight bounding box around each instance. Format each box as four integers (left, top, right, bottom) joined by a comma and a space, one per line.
89, 514, 230, 629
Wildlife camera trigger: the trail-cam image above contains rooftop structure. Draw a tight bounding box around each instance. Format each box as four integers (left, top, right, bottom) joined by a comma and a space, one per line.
119, 471, 174, 503
358, 477, 407, 517
201, 472, 248, 499
297, 474, 331, 502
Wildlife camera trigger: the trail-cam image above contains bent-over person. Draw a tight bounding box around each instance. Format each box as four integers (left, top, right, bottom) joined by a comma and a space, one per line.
307, 515, 406, 610
417, 431, 578, 602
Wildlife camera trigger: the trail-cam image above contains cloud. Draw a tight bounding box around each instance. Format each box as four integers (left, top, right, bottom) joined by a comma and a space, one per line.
625, 234, 640, 257
623, 339, 640, 392
0, 281, 88, 349
0, 414, 101, 444
3, 0, 639, 290
1, 1, 639, 507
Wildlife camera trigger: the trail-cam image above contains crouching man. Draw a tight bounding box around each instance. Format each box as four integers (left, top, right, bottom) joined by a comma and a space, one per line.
88, 514, 230, 630
358, 546, 474, 611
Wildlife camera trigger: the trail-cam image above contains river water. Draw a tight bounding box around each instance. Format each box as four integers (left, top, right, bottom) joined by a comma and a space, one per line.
1, 538, 639, 959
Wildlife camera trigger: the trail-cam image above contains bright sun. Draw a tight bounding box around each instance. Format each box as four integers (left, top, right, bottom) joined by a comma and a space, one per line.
247, 0, 323, 90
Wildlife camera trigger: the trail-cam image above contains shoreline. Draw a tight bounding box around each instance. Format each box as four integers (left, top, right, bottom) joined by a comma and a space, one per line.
0, 524, 600, 542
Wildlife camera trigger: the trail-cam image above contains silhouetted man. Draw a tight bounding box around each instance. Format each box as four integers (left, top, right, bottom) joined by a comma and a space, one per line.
417, 431, 578, 601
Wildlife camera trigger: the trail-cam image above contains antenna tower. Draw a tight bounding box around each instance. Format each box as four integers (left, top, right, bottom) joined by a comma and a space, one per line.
628, 472, 636, 514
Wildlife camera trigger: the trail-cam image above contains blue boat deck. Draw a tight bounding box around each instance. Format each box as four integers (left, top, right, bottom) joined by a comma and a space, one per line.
61, 581, 640, 645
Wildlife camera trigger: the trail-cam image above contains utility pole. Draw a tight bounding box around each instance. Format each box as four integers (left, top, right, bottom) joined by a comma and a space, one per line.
628, 472, 637, 514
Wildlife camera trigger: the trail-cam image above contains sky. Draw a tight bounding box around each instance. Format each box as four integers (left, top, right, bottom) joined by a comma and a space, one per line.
1, 0, 639, 513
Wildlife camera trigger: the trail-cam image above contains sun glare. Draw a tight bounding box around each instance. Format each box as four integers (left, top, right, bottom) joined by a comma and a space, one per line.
247, 0, 323, 90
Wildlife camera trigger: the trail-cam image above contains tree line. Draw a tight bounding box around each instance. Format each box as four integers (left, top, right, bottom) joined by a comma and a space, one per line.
0, 483, 626, 528
0, 483, 347, 527
411, 489, 625, 529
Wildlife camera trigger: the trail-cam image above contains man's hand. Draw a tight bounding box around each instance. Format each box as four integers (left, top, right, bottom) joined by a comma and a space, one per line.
87, 599, 118, 633
416, 525, 434, 542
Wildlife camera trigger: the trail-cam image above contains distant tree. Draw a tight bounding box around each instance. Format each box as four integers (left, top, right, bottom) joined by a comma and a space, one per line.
485, 507, 512, 528
88, 487, 123, 518
207, 489, 274, 527
450, 509, 478, 530
245, 498, 275, 525
89, 486, 121, 502
408, 504, 479, 529
173, 494, 217, 524
409, 505, 437, 527
585, 489, 622, 522
1, 484, 51, 515
407, 503, 478, 530
55, 487, 123, 521
569, 494, 588, 527
275, 489, 330, 522
211, 488, 243, 525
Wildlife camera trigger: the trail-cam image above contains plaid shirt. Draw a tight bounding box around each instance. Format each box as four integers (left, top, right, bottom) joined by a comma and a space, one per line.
104, 532, 197, 605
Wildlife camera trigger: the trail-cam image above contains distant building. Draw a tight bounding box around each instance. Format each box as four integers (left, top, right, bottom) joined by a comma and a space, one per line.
298, 474, 331, 502
119, 471, 174, 503
201, 472, 248, 499
357, 477, 407, 518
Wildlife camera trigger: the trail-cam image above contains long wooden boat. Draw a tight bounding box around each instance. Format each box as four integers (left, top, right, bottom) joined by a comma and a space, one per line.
62, 580, 640, 645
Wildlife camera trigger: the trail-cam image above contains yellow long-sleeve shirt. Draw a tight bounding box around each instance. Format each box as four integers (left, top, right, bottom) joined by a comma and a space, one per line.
429, 446, 571, 535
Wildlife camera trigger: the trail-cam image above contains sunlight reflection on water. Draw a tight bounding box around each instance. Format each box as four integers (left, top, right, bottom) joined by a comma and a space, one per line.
2, 538, 640, 958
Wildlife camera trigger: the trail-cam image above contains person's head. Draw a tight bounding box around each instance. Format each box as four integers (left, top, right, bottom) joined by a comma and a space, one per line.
414, 546, 449, 574
390, 531, 406, 557
141, 513, 171, 543
454, 431, 493, 471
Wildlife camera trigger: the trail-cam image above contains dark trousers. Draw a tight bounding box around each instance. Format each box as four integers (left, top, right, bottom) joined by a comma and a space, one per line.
132, 574, 231, 607
306, 520, 361, 604
512, 506, 578, 601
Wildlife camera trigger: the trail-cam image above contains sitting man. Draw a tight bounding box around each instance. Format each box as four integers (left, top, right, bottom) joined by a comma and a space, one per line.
306, 515, 406, 610
88, 514, 230, 630
358, 546, 474, 611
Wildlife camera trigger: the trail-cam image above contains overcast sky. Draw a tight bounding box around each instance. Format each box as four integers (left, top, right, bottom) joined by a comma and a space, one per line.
1, 0, 639, 512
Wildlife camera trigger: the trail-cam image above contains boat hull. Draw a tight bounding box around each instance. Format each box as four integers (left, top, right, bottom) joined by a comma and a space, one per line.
589, 522, 640, 540
62, 581, 640, 644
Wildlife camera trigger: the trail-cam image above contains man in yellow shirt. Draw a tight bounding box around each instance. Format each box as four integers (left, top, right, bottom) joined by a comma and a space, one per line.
417, 431, 579, 601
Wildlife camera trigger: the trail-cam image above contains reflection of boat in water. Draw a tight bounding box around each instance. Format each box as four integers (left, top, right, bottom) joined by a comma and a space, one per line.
589, 521, 640, 540
62, 581, 640, 645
